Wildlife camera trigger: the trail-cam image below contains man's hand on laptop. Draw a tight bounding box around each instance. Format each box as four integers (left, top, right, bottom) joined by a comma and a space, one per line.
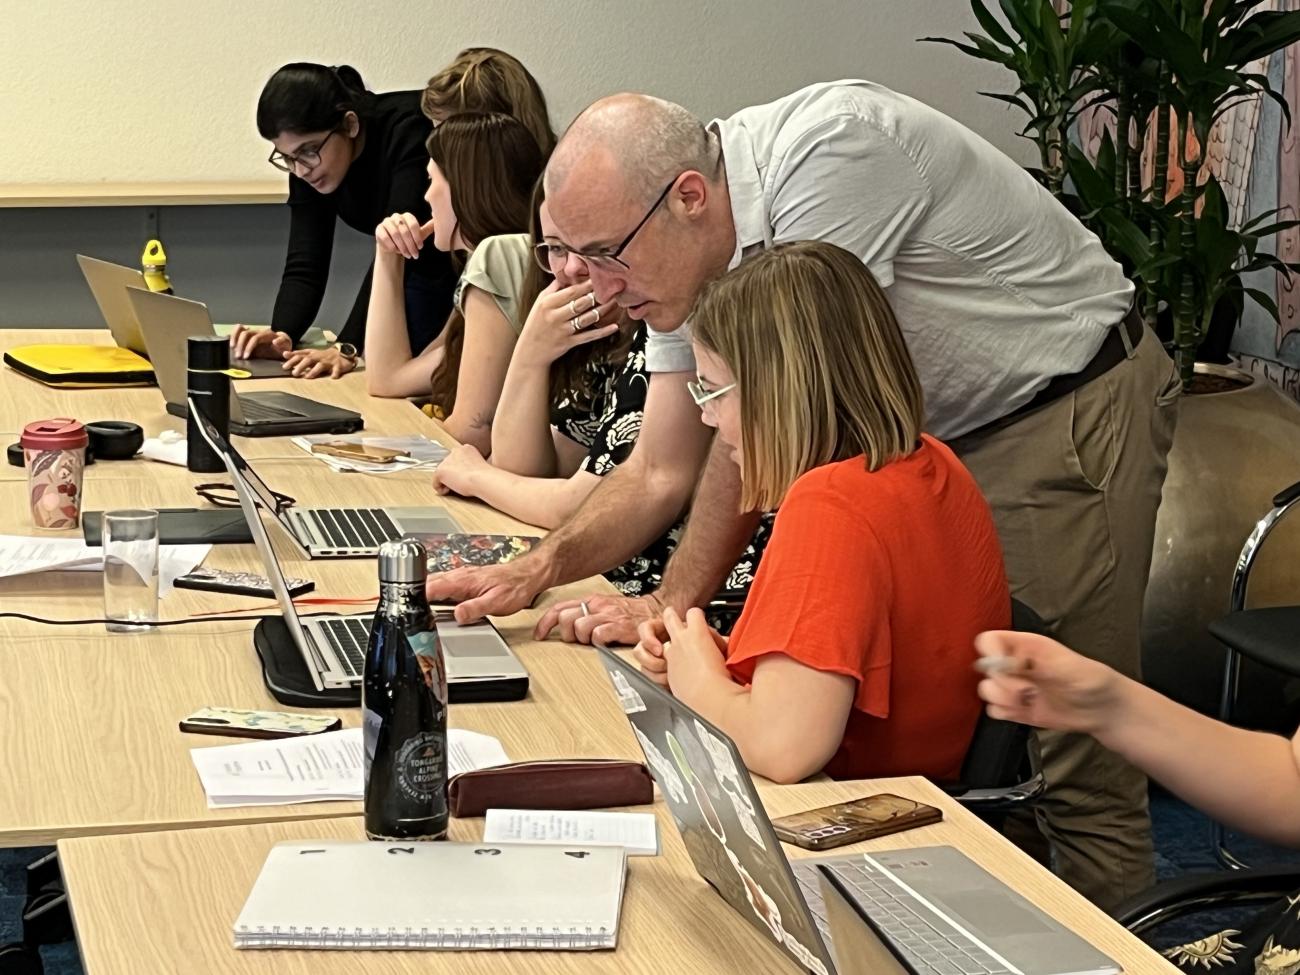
230, 325, 292, 361
425, 559, 547, 624
534, 592, 663, 646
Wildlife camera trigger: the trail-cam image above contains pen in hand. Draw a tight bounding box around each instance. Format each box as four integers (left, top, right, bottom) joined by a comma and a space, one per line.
974, 655, 1027, 676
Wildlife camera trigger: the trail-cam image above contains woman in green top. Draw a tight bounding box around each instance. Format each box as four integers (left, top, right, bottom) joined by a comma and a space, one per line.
361, 112, 545, 454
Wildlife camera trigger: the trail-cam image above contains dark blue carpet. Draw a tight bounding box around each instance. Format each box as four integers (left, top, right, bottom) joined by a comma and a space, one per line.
1, 788, 1296, 974
1145, 785, 1300, 954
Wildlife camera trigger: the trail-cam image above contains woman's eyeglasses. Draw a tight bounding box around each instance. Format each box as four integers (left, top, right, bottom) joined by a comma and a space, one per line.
687, 379, 736, 409
267, 129, 340, 174
195, 482, 295, 515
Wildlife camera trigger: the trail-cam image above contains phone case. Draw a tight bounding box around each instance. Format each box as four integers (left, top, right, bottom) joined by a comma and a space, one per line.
173, 567, 315, 599
770, 793, 943, 851
311, 442, 407, 463
417, 533, 540, 573
178, 707, 342, 739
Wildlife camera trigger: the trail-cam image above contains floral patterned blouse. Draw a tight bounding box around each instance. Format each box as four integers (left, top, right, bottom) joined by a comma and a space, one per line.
1163, 889, 1300, 974
550, 327, 772, 630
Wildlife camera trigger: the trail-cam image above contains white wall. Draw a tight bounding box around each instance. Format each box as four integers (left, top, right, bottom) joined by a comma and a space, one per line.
0, 1, 1031, 328
3, 0, 1030, 186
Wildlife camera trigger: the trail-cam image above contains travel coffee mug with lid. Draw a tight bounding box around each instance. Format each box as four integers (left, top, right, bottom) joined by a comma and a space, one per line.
20, 418, 89, 529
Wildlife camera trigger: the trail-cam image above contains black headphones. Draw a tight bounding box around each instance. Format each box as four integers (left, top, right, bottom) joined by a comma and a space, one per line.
6, 420, 143, 467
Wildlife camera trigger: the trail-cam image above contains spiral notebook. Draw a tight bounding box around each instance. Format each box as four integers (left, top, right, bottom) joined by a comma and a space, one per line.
234, 841, 627, 951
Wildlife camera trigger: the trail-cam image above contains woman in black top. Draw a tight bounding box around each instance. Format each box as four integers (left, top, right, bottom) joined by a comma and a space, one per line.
230, 63, 458, 378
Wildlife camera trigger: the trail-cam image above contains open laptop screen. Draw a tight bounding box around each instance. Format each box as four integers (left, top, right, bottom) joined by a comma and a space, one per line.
188, 397, 307, 627
187, 397, 288, 520
594, 645, 836, 975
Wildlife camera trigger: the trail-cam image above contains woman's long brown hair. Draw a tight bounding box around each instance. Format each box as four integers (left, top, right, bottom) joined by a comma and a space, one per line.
425, 112, 545, 412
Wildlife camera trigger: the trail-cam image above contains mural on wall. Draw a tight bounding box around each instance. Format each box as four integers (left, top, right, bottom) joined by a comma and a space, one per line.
1066, 0, 1300, 399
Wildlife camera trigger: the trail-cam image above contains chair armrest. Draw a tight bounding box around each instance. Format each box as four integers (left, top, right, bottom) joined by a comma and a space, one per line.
1231, 481, 1300, 612
1274, 479, 1300, 509
945, 772, 1045, 812
1111, 866, 1300, 935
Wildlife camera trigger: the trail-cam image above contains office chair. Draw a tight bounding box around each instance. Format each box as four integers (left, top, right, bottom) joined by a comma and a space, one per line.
1206, 478, 1300, 868
1112, 865, 1300, 936
944, 598, 1046, 815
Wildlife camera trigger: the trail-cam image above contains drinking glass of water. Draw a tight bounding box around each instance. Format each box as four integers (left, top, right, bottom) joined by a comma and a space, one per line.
103, 509, 159, 632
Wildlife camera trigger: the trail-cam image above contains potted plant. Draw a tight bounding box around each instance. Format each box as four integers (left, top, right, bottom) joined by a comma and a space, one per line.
927, 0, 1300, 727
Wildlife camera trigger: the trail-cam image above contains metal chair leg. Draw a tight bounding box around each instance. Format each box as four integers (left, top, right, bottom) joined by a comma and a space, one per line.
1213, 646, 1246, 869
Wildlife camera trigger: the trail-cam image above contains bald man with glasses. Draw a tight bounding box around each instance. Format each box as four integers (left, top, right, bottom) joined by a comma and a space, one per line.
427, 81, 1181, 910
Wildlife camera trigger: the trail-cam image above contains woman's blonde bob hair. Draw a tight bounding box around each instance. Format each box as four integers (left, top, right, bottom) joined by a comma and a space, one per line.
690, 241, 925, 512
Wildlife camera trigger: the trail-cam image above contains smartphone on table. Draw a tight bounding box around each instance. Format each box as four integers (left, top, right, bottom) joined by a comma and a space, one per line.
173, 567, 314, 599
770, 793, 943, 851
179, 707, 342, 739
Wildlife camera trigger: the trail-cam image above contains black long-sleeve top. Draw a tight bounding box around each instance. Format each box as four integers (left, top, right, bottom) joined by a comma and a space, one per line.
270, 90, 457, 348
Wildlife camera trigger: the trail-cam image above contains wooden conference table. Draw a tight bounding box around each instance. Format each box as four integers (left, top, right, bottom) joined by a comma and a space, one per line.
0, 329, 627, 846
0, 330, 1175, 974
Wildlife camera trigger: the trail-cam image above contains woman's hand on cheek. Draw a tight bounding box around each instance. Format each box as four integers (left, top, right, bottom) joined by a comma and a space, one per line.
375, 212, 435, 259
518, 280, 620, 366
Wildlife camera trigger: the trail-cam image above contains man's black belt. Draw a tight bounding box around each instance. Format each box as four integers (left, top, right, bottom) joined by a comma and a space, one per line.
1015, 304, 1145, 419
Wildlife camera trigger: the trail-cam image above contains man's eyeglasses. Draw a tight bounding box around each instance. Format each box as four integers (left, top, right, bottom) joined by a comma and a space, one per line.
532, 175, 679, 274
267, 129, 340, 174
195, 482, 296, 515
687, 378, 736, 409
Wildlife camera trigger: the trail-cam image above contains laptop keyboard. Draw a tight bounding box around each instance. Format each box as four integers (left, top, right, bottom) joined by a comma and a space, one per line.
305, 508, 400, 550
238, 397, 293, 421
793, 860, 1013, 975
319, 618, 371, 678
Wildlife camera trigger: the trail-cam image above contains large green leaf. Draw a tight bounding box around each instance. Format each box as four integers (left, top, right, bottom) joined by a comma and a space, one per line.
1244, 286, 1281, 321
970, 0, 1016, 48
1227, 10, 1300, 66
1100, 0, 1206, 82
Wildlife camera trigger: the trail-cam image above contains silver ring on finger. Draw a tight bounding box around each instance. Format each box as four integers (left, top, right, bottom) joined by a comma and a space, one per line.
579, 601, 590, 617
570, 316, 582, 333
568, 299, 579, 317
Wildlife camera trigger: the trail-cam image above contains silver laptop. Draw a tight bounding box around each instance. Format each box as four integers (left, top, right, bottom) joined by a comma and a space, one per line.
127, 286, 364, 438
77, 254, 286, 377
594, 645, 1119, 975
193, 398, 528, 693
187, 394, 458, 558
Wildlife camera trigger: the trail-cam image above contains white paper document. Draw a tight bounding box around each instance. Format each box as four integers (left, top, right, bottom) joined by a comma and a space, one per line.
191, 727, 509, 809
0, 535, 209, 596
482, 809, 660, 856
292, 434, 449, 475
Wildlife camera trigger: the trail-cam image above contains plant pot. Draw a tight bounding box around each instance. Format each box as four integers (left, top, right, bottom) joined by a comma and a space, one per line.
1141, 363, 1300, 730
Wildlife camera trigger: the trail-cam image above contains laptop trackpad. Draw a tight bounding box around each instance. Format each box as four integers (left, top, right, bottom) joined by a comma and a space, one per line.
390, 507, 461, 534
438, 624, 510, 658
936, 892, 1055, 937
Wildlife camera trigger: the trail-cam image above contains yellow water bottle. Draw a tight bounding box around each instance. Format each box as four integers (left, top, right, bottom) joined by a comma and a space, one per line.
141, 239, 174, 294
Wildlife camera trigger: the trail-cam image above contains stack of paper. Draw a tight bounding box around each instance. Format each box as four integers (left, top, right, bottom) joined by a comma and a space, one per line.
483, 809, 660, 856
191, 727, 509, 808
291, 434, 449, 475
0, 535, 210, 596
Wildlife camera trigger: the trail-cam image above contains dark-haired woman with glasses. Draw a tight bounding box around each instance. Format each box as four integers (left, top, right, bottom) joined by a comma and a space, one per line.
229, 63, 457, 378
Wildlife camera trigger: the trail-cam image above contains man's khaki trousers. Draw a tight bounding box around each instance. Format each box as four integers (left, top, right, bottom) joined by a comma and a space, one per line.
951, 329, 1181, 910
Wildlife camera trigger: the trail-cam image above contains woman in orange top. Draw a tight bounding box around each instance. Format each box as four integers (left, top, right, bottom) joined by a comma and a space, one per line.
634, 241, 1009, 784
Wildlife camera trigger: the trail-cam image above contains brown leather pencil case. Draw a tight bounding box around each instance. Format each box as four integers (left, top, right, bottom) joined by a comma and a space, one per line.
448, 758, 655, 818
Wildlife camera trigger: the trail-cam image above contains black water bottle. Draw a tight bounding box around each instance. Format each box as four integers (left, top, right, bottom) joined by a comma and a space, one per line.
186, 336, 230, 473
363, 538, 449, 841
